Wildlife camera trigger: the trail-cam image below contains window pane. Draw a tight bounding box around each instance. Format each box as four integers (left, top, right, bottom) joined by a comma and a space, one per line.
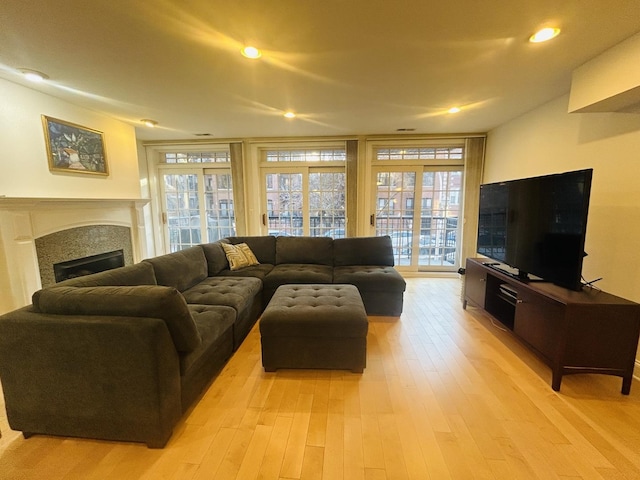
375, 146, 463, 162
375, 171, 416, 266
204, 172, 236, 241
265, 173, 304, 236
164, 174, 201, 252
265, 149, 346, 162
309, 172, 346, 238
164, 152, 230, 163
419, 170, 463, 267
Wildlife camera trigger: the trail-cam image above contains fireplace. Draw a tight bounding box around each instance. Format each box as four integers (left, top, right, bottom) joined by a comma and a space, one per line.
53, 250, 125, 282
35, 224, 134, 287
0, 197, 150, 314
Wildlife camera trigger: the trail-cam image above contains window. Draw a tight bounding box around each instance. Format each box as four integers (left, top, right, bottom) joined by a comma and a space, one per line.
265, 149, 346, 162
371, 141, 464, 270
164, 152, 230, 164
261, 146, 346, 237
159, 150, 235, 251
376, 147, 463, 161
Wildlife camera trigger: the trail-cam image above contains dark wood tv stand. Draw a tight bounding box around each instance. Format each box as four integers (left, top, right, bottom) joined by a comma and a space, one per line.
463, 258, 640, 394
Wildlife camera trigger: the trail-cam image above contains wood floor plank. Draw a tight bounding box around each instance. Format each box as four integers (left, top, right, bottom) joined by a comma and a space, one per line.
2, 277, 640, 480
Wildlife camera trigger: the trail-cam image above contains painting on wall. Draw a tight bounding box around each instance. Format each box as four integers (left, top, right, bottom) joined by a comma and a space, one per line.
42, 115, 109, 175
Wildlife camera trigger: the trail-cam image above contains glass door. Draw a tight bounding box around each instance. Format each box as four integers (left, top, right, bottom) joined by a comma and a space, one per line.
160, 168, 235, 251
262, 167, 345, 237
372, 167, 462, 270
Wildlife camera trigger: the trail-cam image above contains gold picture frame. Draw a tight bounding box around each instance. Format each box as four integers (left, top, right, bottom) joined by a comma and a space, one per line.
42, 115, 109, 175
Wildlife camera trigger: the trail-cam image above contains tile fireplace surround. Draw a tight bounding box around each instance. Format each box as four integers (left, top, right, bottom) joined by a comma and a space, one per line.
0, 197, 149, 314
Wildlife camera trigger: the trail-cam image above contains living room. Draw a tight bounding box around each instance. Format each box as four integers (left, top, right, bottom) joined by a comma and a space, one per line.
2, 1, 640, 478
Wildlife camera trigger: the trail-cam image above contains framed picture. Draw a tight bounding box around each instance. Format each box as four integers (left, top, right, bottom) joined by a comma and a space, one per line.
42, 116, 109, 175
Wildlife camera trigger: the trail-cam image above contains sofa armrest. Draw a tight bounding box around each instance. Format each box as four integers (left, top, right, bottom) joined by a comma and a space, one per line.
0, 307, 182, 447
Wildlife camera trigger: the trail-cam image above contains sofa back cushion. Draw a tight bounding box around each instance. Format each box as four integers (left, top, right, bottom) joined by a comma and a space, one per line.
143, 246, 207, 292
57, 262, 157, 287
333, 236, 395, 266
276, 236, 334, 265
35, 285, 201, 352
225, 236, 276, 264
201, 242, 229, 276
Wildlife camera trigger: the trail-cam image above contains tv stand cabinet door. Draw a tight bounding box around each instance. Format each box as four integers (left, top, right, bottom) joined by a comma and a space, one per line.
464, 259, 487, 308
514, 289, 565, 373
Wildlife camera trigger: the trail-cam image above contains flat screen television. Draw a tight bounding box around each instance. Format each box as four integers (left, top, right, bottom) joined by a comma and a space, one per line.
477, 168, 593, 291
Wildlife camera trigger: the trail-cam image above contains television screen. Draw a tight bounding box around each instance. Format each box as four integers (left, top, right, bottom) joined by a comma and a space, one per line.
477, 169, 593, 291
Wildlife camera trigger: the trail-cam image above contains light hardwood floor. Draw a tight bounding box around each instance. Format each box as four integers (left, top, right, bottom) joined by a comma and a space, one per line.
1, 277, 640, 479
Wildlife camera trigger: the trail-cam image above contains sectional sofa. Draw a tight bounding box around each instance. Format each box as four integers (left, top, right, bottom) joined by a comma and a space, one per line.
0, 235, 405, 447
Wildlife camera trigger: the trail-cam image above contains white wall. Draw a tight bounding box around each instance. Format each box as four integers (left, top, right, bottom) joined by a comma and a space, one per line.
0, 78, 140, 199
0, 78, 144, 313
485, 94, 640, 305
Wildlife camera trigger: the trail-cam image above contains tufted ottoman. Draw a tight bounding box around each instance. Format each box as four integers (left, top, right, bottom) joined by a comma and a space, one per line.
260, 284, 368, 373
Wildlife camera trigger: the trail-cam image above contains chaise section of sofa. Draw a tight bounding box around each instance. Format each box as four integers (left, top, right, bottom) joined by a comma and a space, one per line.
332, 236, 406, 316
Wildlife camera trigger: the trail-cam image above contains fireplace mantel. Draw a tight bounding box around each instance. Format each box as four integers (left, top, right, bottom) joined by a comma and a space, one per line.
0, 197, 151, 314
0, 197, 149, 210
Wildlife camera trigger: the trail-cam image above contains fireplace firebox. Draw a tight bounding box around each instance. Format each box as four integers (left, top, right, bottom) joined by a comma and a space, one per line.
53, 250, 125, 283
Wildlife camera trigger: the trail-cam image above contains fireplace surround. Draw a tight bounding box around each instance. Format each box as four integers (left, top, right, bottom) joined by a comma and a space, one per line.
0, 197, 149, 313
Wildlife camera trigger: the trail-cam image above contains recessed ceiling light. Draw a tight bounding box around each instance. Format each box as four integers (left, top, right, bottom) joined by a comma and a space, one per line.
20, 69, 49, 82
529, 27, 561, 43
283, 111, 296, 119
448, 107, 461, 114
241, 46, 262, 59
141, 119, 158, 128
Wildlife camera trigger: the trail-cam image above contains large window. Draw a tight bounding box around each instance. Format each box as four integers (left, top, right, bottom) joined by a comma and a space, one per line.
159, 150, 235, 252
371, 143, 464, 271
261, 146, 346, 237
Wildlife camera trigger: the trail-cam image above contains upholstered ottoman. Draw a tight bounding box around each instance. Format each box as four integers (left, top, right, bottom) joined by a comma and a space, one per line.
260, 284, 368, 373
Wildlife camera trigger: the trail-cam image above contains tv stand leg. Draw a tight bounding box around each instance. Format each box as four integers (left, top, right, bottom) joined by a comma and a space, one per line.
551, 371, 562, 392
622, 376, 632, 395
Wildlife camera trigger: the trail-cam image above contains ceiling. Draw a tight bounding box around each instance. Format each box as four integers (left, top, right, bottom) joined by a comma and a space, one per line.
2, 0, 640, 141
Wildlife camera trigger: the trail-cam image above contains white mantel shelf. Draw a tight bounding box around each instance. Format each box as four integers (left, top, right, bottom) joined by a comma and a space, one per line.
0, 197, 149, 210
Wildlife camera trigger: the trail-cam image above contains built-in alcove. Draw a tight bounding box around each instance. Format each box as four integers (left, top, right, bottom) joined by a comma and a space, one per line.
36, 225, 133, 287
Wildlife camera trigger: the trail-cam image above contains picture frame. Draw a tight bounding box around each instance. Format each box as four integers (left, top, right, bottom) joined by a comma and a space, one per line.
42, 115, 109, 175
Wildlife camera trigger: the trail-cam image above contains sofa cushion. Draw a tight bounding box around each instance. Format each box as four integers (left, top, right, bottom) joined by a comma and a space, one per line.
221, 242, 259, 271
225, 236, 276, 264
180, 305, 236, 375
181, 277, 263, 313
143, 246, 207, 292
34, 285, 201, 352
264, 264, 333, 291
200, 242, 229, 276
333, 236, 395, 266
275, 236, 334, 265
333, 266, 406, 292
217, 264, 274, 280
56, 262, 158, 287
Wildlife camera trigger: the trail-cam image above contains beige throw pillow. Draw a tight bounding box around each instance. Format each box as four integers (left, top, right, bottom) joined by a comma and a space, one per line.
222, 242, 260, 271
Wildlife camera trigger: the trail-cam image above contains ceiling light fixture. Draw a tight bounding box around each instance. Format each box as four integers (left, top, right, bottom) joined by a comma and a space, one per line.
241, 46, 262, 59
448, 107, 461, 114
529, 27, 561, 43
283, 111, 296, 119
141, 119, 158, 128
20, 69, 49, 82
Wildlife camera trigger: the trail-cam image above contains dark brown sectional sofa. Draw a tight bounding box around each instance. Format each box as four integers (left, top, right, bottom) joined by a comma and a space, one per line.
0, 235, 405, 448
